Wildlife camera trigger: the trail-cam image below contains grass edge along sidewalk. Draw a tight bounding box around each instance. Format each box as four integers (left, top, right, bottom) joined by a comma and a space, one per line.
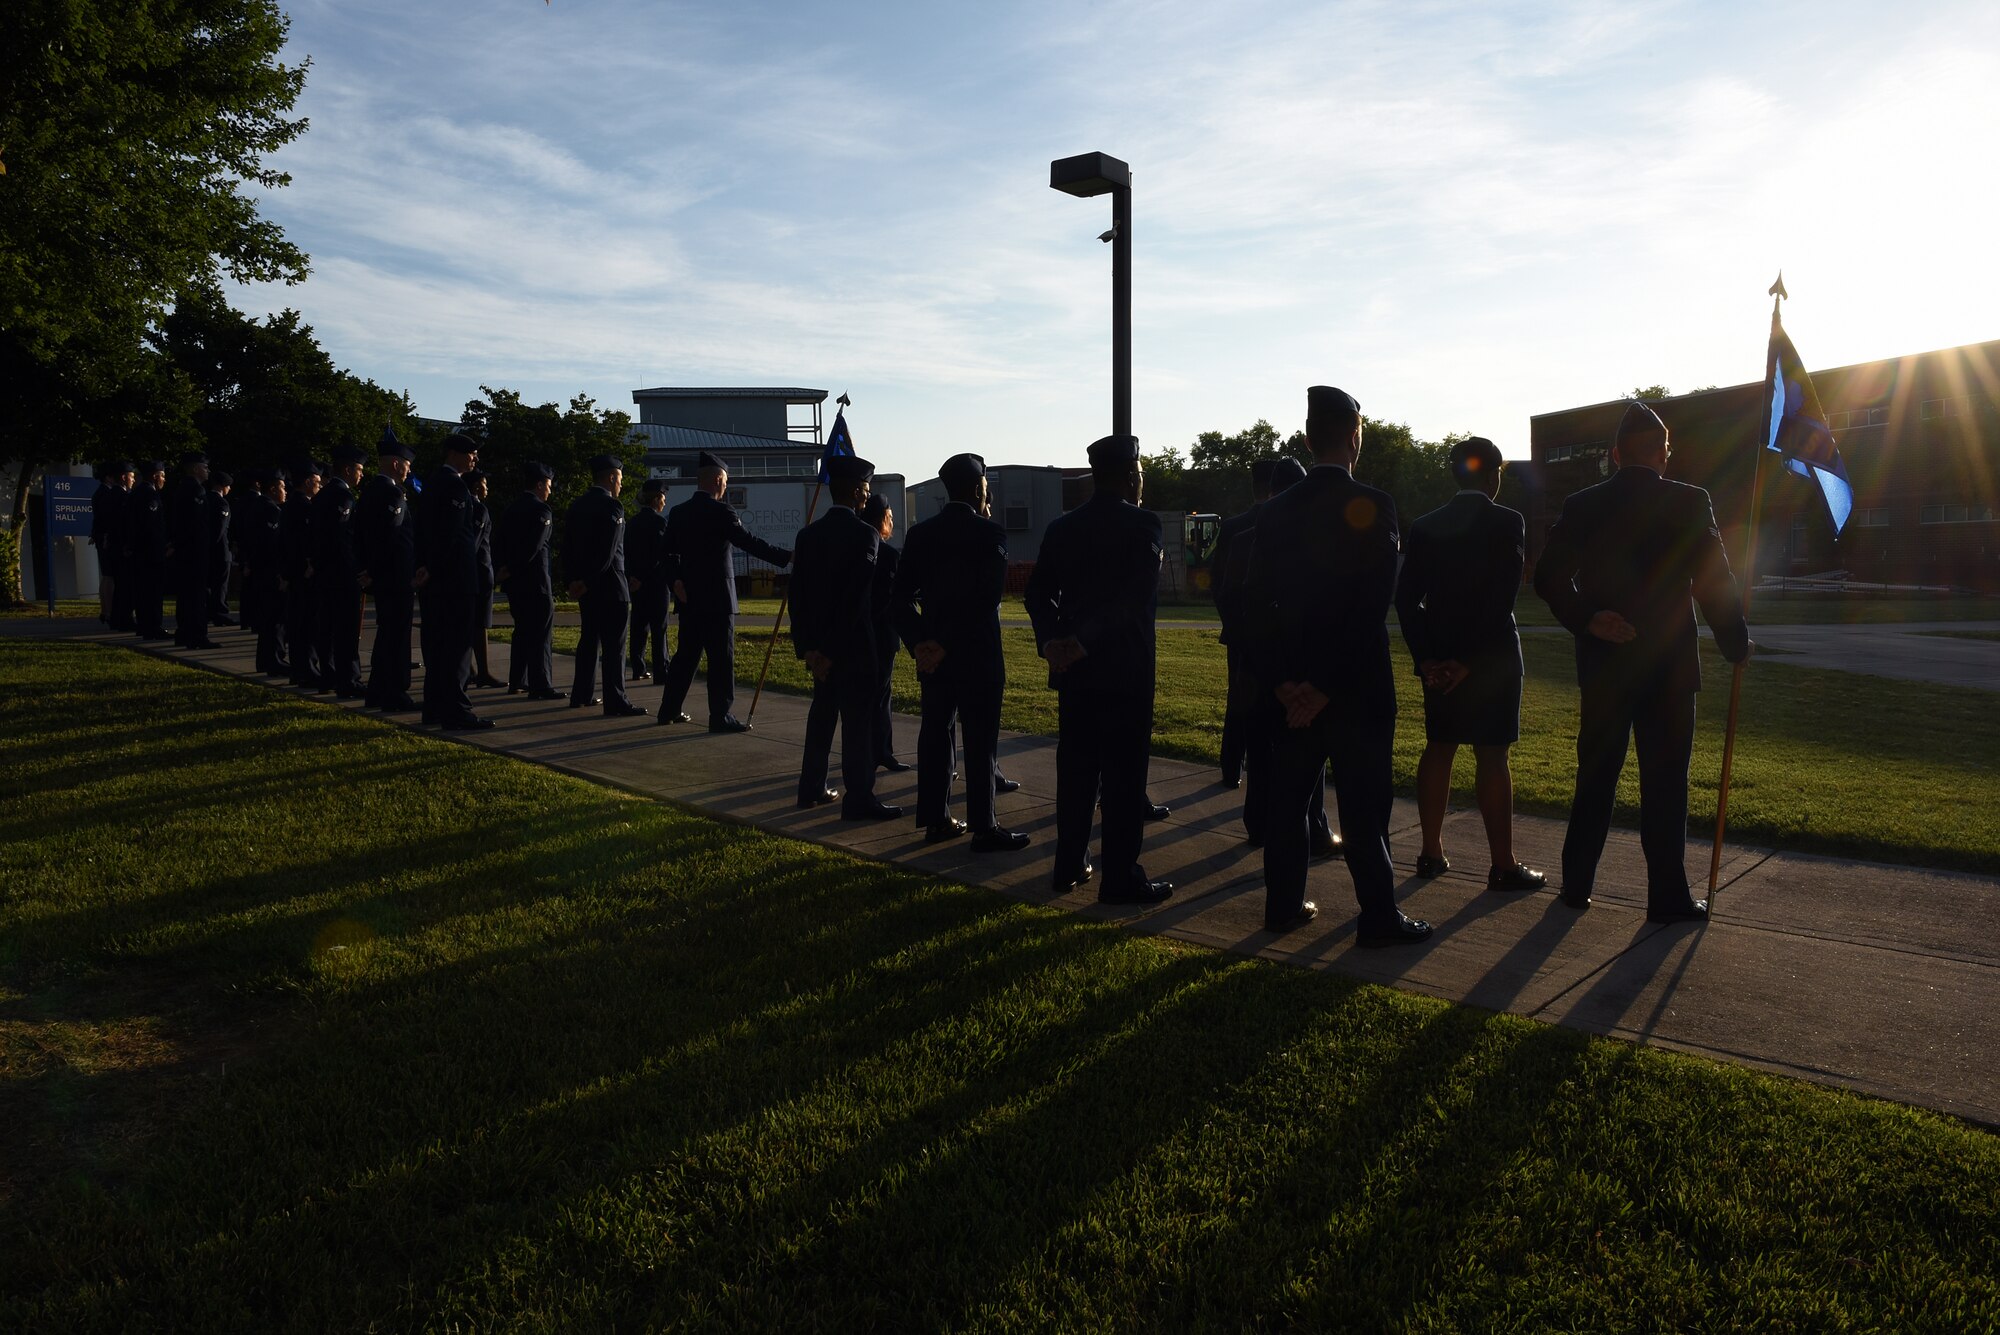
3, 639, 1998, 1331
499, 622, 2000, 875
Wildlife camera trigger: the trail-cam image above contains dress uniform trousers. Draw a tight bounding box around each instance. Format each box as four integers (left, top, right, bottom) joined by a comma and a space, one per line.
1261, 701, 1397, 929
800, 661, 877, 808
507, 588, 557, 693
367, 585, 415, 705
916, 670, 1001, 831
1562, 680, 1699, 911
1054, 684, 1152, 888
659, 612, 736, 724
570, 592, 633, 709
286, 579, 320, 685
420, 587, 475, 723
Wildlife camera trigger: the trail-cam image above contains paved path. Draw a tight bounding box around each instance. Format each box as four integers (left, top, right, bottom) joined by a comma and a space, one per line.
10, 616, 1998, 1126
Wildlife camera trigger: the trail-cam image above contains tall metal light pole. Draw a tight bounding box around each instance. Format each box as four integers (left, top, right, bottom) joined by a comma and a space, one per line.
1050, 152, 1132, 439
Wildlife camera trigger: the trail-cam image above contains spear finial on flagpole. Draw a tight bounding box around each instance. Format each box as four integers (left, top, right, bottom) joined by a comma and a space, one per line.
1768, 270, 1788, 324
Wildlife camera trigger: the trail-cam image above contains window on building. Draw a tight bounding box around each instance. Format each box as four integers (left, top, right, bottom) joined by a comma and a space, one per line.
1004, 504, 1031, 531
1920, 504, 1999, 525
1852, 508, 1893, 528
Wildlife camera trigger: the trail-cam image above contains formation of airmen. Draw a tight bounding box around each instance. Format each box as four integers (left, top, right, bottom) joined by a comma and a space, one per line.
85, 382, 1748, 943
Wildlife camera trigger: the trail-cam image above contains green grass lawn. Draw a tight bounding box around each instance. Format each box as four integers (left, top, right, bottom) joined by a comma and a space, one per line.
3, 639, 1996, 1330
495, 621, 2000, 873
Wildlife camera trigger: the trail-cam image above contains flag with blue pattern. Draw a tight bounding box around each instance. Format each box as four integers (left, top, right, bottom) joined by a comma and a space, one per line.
1766, 312, 1853, 536
818, 409, 855, 485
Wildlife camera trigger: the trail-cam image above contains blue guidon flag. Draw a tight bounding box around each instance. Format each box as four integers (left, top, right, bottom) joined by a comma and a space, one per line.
1765, 291, 1853, 536
818, 407, 855, 485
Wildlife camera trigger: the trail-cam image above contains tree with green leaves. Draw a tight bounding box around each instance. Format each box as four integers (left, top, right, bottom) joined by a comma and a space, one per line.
0, 0, 308, 603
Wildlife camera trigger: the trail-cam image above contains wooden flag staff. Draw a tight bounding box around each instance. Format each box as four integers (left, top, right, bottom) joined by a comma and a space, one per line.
1707, 276, 1785, 895
746, 393, 848, 722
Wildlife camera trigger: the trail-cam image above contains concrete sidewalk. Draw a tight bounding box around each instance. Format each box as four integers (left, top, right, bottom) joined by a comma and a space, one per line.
12, 615, 1998, 1127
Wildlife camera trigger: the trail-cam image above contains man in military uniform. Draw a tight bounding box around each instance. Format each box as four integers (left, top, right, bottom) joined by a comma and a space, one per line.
357, 427, 418, 711
1534, 400, 1750, 922
497, 462, 561, 700
126, 462, 171, 639
626, 478, 670, 681
564, 454, 647, 718
310, 446, 368, 696
95, 461, 136, 629
1024, 435, 1171, 904
892, 452, 1028, 850
243, 469, 290, 675
89, 463, 117, 624
281, 460, 324, 687
206, 468, 235, 626
166, 451, 217, 648
414, 434, 492, 730
1209, 456, 1277, 787
656, 451, 792, 731
1245, 385, 1429, 945
791, 454, 899, 820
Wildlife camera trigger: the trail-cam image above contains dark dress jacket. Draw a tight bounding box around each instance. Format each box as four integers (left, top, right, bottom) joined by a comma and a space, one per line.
789, 506, 879, 671
90, 483, 119, 567
1208, 503, 1260, 644
165, 476, 208, 572
1242, 464, 1399, 717
563, 486, 629, 604
1533, 465, 1749, 696
869, 540, 901, 668
1023, 491, 1163, 693
310, 477, 361, 595
1395, 491, 1525, 678
281, 490, 316, 585
243, 493, 285, 591
208, 488, 232, 581
413, 466, 479, 595
892, 501, 1009, 684
127, 481, 169, 564
495, 493, 554, 598
354, 473, 415, 588
626, 506, 669, 599
662, 491, 790, 619
472, 499, 494, 592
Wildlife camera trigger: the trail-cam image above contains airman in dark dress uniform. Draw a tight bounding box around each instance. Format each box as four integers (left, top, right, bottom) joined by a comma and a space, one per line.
1533, 401, 1750, 921
312, 445, 368, 697
244, 469, 290, 675
1208, 456, 1277, 787
127, 462, 171, 639
96, 461, 136, 629
414, 435, 491, 730
656, 451, 792, 731
859, 493, 909, 774
281, 461, 324, 686
1395, 435, 1543, 892
1024, 435, 1171, 904
166, 452, 216, 648
357, 428, 418, 711
1245, 386, 1429, 945
465, 469, 502, 690
206, 469, 235, 625
626, 478, 670, 681
564, 454, 647, 718
791, 454, 899, 820
892, 453, 1029, 851
497, 463, 561, 699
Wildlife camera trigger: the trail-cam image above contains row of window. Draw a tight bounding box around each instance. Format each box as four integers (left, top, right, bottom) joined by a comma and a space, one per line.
1920, 395, 1992, 421
1826, 406, 1890, 431
1544, 442, 1606, 463
1919, 504, 1998, 525
707, 454, 816, 478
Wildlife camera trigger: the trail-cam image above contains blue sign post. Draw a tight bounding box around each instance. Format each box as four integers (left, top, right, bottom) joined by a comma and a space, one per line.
43, 474, 96, 617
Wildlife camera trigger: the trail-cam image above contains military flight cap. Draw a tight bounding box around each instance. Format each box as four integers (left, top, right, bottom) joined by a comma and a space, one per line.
178, 450, 209, 468
146, 459, 169, 475
1087, 434, 1140, 465
376, 425, 415, 461
267, 467, 290, 485
1251, 457, 1278, 487
1270, 457, 1308, 491
303, 458, 328, 478
209, 469, 233, 488
588, 453, 623, 476
1616, 399, 1668, 443
525, 461, 554, 482
697, 450, 725, 471
1306, 385, 1361, 423
330, 443, 368, 466
111, 459, 135, 474
463, 467, 489, 488
825, 453, 874, 485
938, 452, 986, 491
441, 432, 479, 457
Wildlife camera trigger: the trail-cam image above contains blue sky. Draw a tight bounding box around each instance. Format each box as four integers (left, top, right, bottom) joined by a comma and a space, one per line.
238, 0, 2000, 481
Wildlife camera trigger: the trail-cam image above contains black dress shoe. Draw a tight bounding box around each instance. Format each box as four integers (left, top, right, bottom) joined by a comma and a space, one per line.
1559, 891, 1593, 911
1648, 899, 1710, 924
604, 702, 648, 718
1265, 902, 1317, 934
441, 716, 496, 731
1356, 913, 1434, 948
970, 828, 1030, 853
526, 689, 564, 701
1488, 863, 1547, 892
1414, 853, 1451, 878
797, 789, 839, 809
1051, 861, 1096, 892
842, 801, 903, 822
628, 667, 651, 681
191, 640, 222, 650
381, 695, 420, 712
507, 683, 523, 694
1144, 802, 1170, 822
925, 818, 968, 843
569, 696, 601, 709
994, 777, 1021, 795
472, 674, 505, 689
1311, 827, 1342, 860
710, 716, 752, 734
878, 757, 912, 773
655, 711, 693, 726
209, 616, 237, 627
1099, 878, 1172, 906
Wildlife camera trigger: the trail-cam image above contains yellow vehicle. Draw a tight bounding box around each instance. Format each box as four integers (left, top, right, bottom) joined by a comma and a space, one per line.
1182, 512, 1222, 594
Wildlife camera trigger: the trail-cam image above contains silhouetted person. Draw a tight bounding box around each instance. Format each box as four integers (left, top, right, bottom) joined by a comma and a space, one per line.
166, 451, 216, 648
1534, 400, 1749, 921
627, 478, 670, 680
97, 461, 136, 630
860, 493, 909, 773
1209, 456, 1277, 787
564, 454, 646, 718
1244, 385, 1429, 945
280, 461, 324, 686
1395, 435, 1543, 892
357, 429, 418, 712
414, 435, 491, 730
243, 469, 290, 676
466, 469, 502, 689
206, 469, 234, 625
312, 445, 368, 697
1025, 435, 1171, 905
127, 461, 171, 639
497, 463, 561, 700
